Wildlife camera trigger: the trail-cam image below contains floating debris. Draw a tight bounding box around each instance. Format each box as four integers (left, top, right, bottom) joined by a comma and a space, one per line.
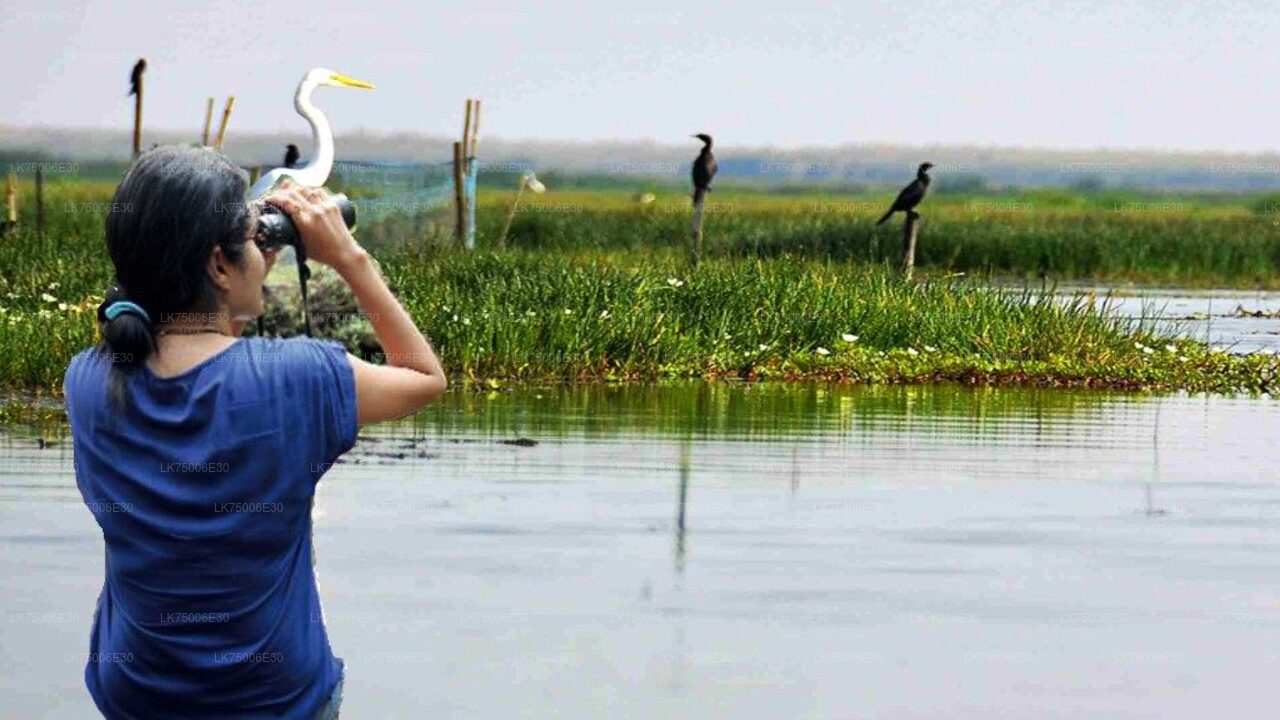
1232, 305, 1280, 319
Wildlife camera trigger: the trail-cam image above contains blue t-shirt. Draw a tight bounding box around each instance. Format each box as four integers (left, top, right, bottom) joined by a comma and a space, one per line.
64, 336, 358, 719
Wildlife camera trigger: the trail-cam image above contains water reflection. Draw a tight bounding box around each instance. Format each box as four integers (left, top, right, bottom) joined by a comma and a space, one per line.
3, 383, 1279, 718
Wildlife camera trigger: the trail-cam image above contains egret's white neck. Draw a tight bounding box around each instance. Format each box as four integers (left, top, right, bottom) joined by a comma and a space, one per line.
295, 86, 334, 184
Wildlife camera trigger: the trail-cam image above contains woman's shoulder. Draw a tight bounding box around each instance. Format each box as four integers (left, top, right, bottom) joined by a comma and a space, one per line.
64, 344, 109, 387
250, 335, 350, 366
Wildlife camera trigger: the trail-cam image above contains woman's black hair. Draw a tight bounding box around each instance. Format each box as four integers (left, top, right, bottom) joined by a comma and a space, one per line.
94, 145, 257, 408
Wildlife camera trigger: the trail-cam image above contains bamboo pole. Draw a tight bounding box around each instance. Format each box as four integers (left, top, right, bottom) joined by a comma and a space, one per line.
462, 99, 474, 161
214, 96, 235, 151
35, 167, 44, 240
901, 211, 920, 281
452, 141, 466, 243
3, 171, 17, 237
496, 180, 525, 249
470, 100, 482, 157
202, 97, 214, 145
4, 172, 16, 228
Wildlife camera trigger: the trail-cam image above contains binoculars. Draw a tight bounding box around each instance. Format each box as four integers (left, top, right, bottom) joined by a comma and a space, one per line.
255, 192, 357, 252
253, 190, 357, 338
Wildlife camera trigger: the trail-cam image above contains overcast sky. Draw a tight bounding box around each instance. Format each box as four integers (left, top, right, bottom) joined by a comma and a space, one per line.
5, 0, 1279, 152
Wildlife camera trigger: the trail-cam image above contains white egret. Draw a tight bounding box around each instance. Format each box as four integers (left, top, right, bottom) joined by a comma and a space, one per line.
248, 68, 375, 199
496, 171, 547, 248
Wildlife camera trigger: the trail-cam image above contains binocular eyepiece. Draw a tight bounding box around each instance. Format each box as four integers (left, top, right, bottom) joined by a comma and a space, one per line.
255, 193, 357, 251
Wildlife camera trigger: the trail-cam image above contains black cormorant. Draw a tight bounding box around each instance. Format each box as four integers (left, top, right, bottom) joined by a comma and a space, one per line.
876, 162, 934, 226
283, 144, 300, 169
691, 133, 717, 205
128, 58, 146, 97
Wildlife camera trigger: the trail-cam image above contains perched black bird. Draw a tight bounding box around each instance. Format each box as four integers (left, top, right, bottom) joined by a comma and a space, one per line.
876, 162, 934, 226
128, 58, 147, 97
283, 144, 300, 169
691, 133, 717, 205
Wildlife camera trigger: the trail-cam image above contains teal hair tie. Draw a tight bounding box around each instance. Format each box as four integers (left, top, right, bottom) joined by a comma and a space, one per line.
104, 300, 151, 324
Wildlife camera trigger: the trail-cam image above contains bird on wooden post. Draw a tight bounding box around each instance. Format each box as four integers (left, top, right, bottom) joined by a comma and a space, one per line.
691, 133, 717, 206
877, 162, 935, 280
129, 58, 147, 157
129, 58, 146, 96
690, 133, 718, 266
876, 162, 934, 226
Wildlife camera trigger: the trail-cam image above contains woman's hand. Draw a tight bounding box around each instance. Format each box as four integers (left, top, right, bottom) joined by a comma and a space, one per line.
260, 180, 365, 270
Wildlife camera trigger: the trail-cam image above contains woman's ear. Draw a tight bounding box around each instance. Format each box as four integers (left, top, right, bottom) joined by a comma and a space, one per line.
206, 245, 234, 293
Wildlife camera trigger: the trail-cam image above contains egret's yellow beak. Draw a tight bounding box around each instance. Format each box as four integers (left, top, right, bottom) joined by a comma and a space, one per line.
329, 72, 375, 90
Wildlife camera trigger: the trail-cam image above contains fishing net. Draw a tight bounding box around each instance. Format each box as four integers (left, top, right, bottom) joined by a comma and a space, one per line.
325, 158, 476, 251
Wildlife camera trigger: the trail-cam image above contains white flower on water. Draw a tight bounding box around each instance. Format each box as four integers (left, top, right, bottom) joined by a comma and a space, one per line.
842, 333, 859, 343
816, 347, 831, 356
666, 278, 685, 288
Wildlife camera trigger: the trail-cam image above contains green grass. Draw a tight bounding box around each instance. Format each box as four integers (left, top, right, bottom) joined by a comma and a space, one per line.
2, 179, 1280, 407
482, 188, 1280, 288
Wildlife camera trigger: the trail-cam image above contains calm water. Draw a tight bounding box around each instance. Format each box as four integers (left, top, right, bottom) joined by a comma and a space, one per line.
1054, 286, 1280, 353
3, 383, 1279, 719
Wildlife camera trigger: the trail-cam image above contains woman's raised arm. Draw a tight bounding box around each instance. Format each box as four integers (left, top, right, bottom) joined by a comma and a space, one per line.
263, 182, 447, 425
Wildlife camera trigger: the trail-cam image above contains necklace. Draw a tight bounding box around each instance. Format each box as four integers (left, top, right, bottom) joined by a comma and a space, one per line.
157, 327, 230, 337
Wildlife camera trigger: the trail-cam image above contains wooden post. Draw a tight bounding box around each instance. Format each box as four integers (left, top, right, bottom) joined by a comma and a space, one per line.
35, 167, 44, 239
690, 191, 707, 267
4, 172, 16, 229
901, 211, 920, 281
452, 141, 466, 243
214, 96, 235, 151
249, 166, 262, 186
202, 97, 214, 145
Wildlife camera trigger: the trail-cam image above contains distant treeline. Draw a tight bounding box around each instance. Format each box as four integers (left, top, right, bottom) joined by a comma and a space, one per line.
6, 145, 1280, 195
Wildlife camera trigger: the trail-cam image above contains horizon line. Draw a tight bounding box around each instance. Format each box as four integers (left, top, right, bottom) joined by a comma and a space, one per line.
4, 122, 1280, 161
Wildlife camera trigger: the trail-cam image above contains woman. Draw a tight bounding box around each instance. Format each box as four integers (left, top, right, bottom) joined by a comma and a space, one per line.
63, 145, 447, 718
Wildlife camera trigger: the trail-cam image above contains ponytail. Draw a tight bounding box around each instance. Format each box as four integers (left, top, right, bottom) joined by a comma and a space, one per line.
94, 284, 157, 410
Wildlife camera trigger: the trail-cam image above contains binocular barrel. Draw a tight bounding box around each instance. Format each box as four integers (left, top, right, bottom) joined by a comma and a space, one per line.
255, 192, 357, 251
